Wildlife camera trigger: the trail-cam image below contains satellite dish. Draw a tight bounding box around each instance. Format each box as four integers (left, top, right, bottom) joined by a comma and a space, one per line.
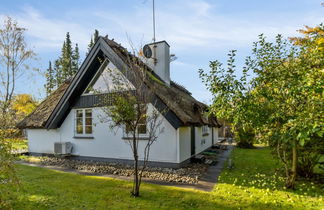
170, 54, 177, 62
143, 45, 152, 58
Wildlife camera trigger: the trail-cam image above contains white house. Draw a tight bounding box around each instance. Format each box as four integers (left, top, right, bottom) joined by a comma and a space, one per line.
17, 37, 221, 168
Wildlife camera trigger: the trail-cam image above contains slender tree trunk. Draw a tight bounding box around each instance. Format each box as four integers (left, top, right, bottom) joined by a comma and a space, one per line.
132, 135, 140, 197
286, 144, 297, 189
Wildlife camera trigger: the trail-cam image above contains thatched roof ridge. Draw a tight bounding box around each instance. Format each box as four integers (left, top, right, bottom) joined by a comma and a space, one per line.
16, 80, 71, 129
103, 37, 220, 127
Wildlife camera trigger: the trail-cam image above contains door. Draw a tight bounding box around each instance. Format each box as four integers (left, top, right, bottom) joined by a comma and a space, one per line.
191, 126, 195, 156
212, 127, 214, 145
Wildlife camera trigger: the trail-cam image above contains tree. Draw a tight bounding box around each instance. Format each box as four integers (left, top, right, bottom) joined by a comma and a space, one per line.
93, 29, 99, 43
290, 23, 324, 52
54, 59, 63, 87
11, 94, 38, 121
0, 16, 35, 127
87, 29, 99, 54
47, 32, 79, 90
200, 31, 323, 189
0, 133, 19, 208
87, 38, 93, 54
100, 52, 164, 197
61, 32, 73, 79
44, 61, 56, 96
199, 50, 255, 148
288, 24, 324, 178
71, 43, 80, 75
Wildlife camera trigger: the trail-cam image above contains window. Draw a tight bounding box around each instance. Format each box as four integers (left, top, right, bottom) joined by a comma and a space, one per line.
202, 125, 209, 136
75, 109, 93, 137
137, 113, 147, 134
124, 105, 147, 138
84, 59, 134, 95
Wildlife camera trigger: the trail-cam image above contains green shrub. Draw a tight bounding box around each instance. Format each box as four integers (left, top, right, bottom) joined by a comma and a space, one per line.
0, 136, 19, 209
234, 126, 255, 148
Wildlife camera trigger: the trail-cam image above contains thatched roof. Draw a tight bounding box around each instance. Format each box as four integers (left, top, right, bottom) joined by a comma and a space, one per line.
17, 36, 220, 129
104, 37, 220, 127
16, 80, 71, 129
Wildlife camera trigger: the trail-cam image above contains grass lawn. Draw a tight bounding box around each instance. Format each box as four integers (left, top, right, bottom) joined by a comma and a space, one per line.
5, 147, 324, 210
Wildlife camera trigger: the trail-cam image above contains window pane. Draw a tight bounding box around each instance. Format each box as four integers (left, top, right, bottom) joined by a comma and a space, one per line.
85, 109, 92, 118
139, 116, 146, 124
137, 124, 147, 134
76, 118, 83, 126
76, 125, 83, 134
85, 118, 92, 126
76, 110, 83, 118
125, 124, 132, 134
85, 126, 92, 134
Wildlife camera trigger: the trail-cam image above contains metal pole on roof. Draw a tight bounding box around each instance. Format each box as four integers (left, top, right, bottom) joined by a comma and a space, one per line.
153, 0, 156, 43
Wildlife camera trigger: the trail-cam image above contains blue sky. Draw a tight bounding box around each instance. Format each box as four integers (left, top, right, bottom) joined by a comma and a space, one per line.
0, 0, 323, 102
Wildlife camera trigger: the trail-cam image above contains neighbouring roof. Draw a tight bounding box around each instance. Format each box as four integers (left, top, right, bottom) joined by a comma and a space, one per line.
17, 80, 71, 129
17, 36, 221, 129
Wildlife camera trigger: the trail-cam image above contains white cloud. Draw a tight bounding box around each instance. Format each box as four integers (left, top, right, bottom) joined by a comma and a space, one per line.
5, 6, 91, 52
2, 1, 322, 54
92, 0, 323, 52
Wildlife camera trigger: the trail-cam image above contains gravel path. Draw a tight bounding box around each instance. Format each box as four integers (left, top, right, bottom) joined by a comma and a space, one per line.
17, 145, 234, 191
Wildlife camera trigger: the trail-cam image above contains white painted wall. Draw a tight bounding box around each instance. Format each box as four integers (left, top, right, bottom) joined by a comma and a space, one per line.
27, 104, 178, 163
195, 127, 213, 154
27, 104, 219, 164
213, 127, 219, 144
178, 127, 191, 162
177, 126, 217, 162
27, 129, 59, 154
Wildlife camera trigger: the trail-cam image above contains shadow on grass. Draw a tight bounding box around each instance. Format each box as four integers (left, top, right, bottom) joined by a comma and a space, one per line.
7, 164, 303, 210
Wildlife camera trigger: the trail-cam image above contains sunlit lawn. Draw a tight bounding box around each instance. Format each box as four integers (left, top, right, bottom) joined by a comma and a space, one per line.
7, 147, 324, 209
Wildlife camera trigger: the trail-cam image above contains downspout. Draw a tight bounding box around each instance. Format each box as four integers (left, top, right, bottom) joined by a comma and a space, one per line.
176, 128, 180, 164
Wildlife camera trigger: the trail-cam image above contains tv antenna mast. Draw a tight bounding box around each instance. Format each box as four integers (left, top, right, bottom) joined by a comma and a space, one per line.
152, 0, 156, 42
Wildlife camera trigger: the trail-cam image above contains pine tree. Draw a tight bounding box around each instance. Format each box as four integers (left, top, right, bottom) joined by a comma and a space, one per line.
87, 29, 99, 55
87, 37, 94, 55
44, 61, 55, 96
93, 29, 99, 43
61, 32, 73, 79
47, 32, 80, 93
72, 43, 80, 74
54, 59, 62, 87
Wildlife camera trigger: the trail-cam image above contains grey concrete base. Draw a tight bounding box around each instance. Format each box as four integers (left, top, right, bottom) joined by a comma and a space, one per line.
196, 145, 234, 191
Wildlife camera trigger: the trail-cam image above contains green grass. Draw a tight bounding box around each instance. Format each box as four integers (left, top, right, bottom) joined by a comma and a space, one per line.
5, 147, 324, 210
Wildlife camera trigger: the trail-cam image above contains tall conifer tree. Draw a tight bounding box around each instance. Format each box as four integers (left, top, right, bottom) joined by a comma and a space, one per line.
87, 29, 99, 55
45, 32, 80, 95
61, 32, 73, 79
72, 43, 80, 74
44, 61, 55, 96
54, 59, 62, 87
93, 29, 99, 42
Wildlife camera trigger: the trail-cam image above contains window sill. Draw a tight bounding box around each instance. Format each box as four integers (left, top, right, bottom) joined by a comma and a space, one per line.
122, 136, 150, 140
73, 136, 94, 139
202, 133, 209, 136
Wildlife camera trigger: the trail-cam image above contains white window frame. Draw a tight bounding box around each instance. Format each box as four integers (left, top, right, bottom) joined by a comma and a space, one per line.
123, 105, 148, 139
74, 109, 93, 138
202, 125, 210, 136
